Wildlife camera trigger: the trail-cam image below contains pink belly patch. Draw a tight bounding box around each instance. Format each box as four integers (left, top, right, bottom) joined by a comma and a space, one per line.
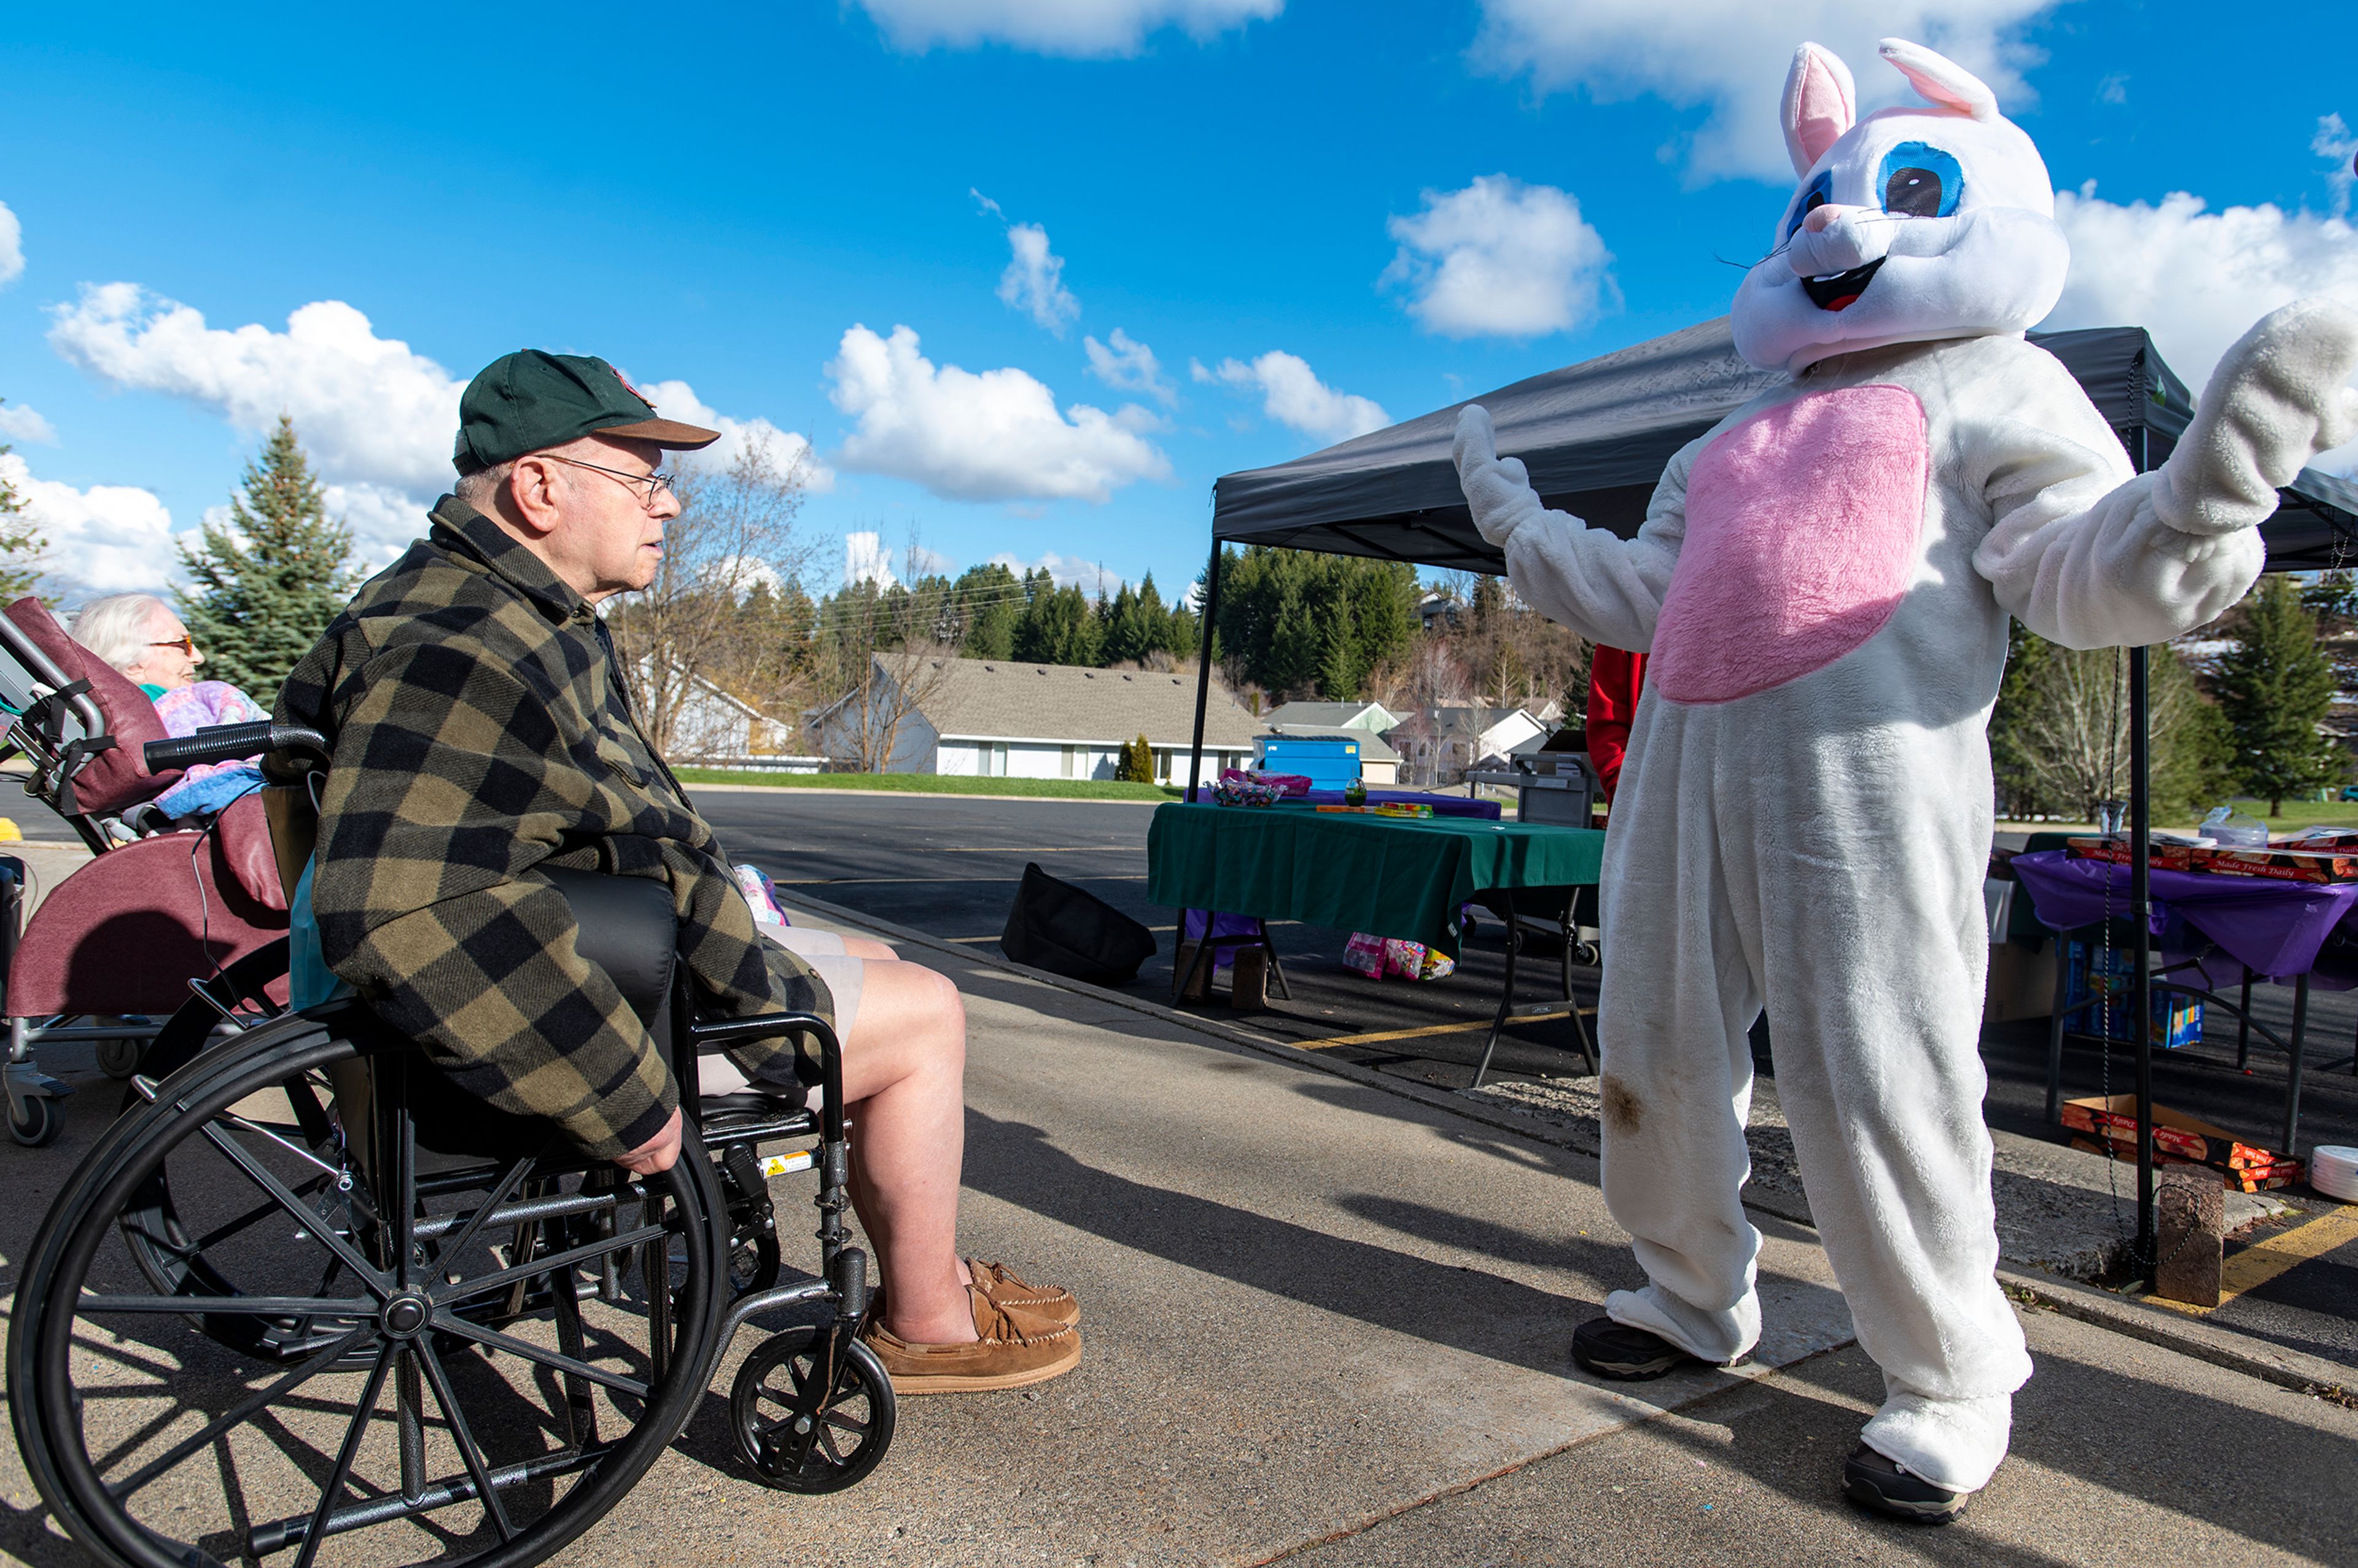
1650, 384, 1929, 704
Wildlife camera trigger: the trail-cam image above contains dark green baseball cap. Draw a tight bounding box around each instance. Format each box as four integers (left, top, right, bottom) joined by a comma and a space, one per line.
453, 349, 720, 476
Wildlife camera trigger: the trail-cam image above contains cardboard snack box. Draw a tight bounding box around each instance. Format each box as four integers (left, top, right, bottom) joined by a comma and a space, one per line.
2200, 845, 2358, 883
2060, 1095, 2291, 1171
2064, 837, 2201, 872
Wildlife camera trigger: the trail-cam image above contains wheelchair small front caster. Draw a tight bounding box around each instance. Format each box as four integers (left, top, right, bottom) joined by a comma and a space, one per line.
95, 1038, 142, 1080
9, 1093, 58, 1147
730, 1325, 896, 1493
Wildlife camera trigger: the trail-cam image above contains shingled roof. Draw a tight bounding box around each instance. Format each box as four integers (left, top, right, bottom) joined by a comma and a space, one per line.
893, 655, 1264, 748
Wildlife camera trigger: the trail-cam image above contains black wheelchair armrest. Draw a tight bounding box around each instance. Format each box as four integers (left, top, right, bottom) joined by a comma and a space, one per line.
144, 721, 329, 772
688, 1012, 838, 1057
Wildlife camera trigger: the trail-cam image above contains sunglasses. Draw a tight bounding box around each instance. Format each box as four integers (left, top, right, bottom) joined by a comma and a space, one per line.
150, 636, 197, 656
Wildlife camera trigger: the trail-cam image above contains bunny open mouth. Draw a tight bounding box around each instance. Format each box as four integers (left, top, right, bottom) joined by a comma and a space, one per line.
1801, 258, 1886, 312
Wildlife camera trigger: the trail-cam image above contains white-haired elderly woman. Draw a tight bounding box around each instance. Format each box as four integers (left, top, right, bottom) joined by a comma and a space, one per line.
69, 593, 268, 817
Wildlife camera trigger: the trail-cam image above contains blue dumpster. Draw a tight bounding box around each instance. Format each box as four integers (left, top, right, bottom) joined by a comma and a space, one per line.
1255, 734, 1362, 790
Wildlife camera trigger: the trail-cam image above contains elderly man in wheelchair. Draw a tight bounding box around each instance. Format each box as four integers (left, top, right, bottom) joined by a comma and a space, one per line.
7, 351, 1080, 1568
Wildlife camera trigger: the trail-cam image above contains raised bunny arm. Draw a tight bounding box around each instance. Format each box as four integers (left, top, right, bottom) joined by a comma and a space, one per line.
1455, 403, 1689, 651
1975, 302, 2358, 650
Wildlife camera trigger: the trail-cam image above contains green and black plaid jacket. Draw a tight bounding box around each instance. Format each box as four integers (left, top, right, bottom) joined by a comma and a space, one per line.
276, 496, 830, 1157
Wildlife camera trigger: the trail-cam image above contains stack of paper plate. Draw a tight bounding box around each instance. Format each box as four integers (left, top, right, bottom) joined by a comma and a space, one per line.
2311, 1146, 2358, 1202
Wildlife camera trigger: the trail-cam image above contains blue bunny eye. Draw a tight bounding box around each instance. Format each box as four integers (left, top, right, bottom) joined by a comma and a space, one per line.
1878, 141, 1961, 218
1785, 171, 1833, 240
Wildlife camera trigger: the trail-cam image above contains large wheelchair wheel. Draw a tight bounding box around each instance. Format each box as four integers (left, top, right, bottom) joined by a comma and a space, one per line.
10, 1009, 729, 1568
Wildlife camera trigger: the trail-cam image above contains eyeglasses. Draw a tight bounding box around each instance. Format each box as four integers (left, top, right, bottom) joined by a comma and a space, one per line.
545, 455, 679, 509
150, 636, 196, 656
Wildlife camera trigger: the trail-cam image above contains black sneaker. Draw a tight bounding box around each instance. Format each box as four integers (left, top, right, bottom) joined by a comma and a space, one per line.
1570, 1316, 1700, 1381
1843, 1445, 1969, 1524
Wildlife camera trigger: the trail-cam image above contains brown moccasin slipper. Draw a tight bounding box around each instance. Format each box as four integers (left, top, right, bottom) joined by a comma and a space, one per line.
861, 1284, 1081, 1394
967, 1259, 1081, 1326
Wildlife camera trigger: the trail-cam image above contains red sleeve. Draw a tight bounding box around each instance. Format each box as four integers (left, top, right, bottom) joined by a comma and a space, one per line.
1584, 647, 1646, 802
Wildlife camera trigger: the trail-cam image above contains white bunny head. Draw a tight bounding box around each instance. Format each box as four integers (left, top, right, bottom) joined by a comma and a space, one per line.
1730, 38, 2069, 375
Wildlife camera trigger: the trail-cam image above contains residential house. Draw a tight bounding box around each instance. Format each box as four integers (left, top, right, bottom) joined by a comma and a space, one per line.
806, 654, 1263, 782
1262, 699, 1404, 736
1393, 702, 1563, 785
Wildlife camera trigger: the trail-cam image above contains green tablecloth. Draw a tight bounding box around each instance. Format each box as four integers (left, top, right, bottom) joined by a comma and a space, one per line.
1146, 801, 1605, 955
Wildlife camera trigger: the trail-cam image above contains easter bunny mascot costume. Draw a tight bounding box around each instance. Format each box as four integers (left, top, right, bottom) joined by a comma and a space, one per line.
1453, 37, 2358, 1521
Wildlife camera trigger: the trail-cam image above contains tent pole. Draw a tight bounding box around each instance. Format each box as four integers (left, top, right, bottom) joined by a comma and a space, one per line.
1186, 540, 1224, 803
2129, 643, 2155, 1290
2128, 418, 2156, 1291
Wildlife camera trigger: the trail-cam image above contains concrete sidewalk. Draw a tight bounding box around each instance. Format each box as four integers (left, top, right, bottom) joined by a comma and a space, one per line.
2, 897, 2353, 1566
621, 911, 2352, 1567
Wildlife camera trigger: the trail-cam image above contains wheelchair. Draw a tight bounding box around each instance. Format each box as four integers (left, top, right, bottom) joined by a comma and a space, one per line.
9, 721, 898, 1567
0, 596, 292, 1146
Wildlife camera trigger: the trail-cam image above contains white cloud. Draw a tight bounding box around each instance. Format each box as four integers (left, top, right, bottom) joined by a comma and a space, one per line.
2045, 184, 2358, 472
826, 324, 1170, 503
844, 530, 897, 589
0, 201, 21, 288
997, 222, 1082, 335
2046, 185, 2358, 394
1471, 0, 2056, 182
0, 403, 57, 444
858, 0, 1282, 56
321, 482, 429, 575
1084, 328, 1177, 405
2317, 114, 2357, 221
1, 451, 182, 599
50, 284, 463, 494
1200, 351, 1388, 443
1382, 176, 1616, 338
632, 378, 835, 492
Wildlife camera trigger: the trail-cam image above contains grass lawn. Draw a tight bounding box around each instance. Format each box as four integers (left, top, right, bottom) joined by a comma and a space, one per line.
2000, 799, 2358, 836
673, 769, 1180, 802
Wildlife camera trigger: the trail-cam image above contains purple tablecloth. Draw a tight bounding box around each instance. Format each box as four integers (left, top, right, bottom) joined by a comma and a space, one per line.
1290, 790, 1503, 820
2010, 849, 2358, 982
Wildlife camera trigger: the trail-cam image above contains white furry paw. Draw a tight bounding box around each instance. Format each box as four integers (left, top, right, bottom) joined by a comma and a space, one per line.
2157, 297, 2358, 537
1453, 403, 1546, 548
1861, 1389, 2012, 1496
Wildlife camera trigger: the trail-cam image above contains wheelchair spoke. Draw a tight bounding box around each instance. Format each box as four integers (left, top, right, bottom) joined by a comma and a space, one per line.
192, 1184, 325, 1254
200, 1118, 387, 1297
78, 1292, 369, 1317
428, 1153, 540, 1273
434, 1222, 666, 1308
106, 1322, 378, 1500
426, 1311, 650, 1401
291, 1341, 395, 1568
414, 1340, 516, 1542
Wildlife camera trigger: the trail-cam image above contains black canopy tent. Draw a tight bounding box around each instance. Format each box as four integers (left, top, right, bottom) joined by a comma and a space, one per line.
1187, 317, 2358, 1286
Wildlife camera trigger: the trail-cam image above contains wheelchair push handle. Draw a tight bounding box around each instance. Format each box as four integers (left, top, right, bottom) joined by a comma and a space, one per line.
143, 721, 330, 772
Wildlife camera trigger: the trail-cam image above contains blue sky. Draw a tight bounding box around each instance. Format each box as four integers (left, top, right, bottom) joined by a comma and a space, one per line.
1, 0, 2352, 605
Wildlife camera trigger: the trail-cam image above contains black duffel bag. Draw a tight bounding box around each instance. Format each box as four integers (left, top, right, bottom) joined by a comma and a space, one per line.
999, 861, 1157, 985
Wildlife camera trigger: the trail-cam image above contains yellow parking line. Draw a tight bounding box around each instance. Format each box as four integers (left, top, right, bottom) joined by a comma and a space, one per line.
2147, 1203, 2358, 1314
1293, 1010, 1591, 1050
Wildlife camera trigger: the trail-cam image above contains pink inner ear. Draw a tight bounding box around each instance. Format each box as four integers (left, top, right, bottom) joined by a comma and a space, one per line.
1784, 47, 1854, 172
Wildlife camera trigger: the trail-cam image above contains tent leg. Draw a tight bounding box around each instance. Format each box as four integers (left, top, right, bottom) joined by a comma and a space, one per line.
2130, 643, 2155, 1292
1186, 540, 1223, 804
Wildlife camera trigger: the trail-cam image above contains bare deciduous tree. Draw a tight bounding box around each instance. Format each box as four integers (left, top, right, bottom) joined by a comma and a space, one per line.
808, 537, 954, 772
604, 431, 816, 759
2015, 642, 2227, 821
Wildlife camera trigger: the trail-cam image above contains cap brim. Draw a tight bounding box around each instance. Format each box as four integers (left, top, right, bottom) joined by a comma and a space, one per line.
593, 416, 722, 451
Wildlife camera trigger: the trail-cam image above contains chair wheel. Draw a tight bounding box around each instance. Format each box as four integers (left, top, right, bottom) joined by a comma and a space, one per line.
95, 1037, 142, 1079
731, 1325, 896, 1493
9, 1093, 58, 1146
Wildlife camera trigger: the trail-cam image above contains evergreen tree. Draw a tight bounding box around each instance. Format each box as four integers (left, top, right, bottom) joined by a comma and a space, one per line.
1013, 580, 1103, 666
179, 416, 357, 700
1115, 732, 1156, 783
0, 440, 48, 602
2214, 576, 2346, 815
950, 562, 1022, 658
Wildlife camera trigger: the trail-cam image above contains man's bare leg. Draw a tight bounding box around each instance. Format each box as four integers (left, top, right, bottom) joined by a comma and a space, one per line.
837, 956, 978, 1345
